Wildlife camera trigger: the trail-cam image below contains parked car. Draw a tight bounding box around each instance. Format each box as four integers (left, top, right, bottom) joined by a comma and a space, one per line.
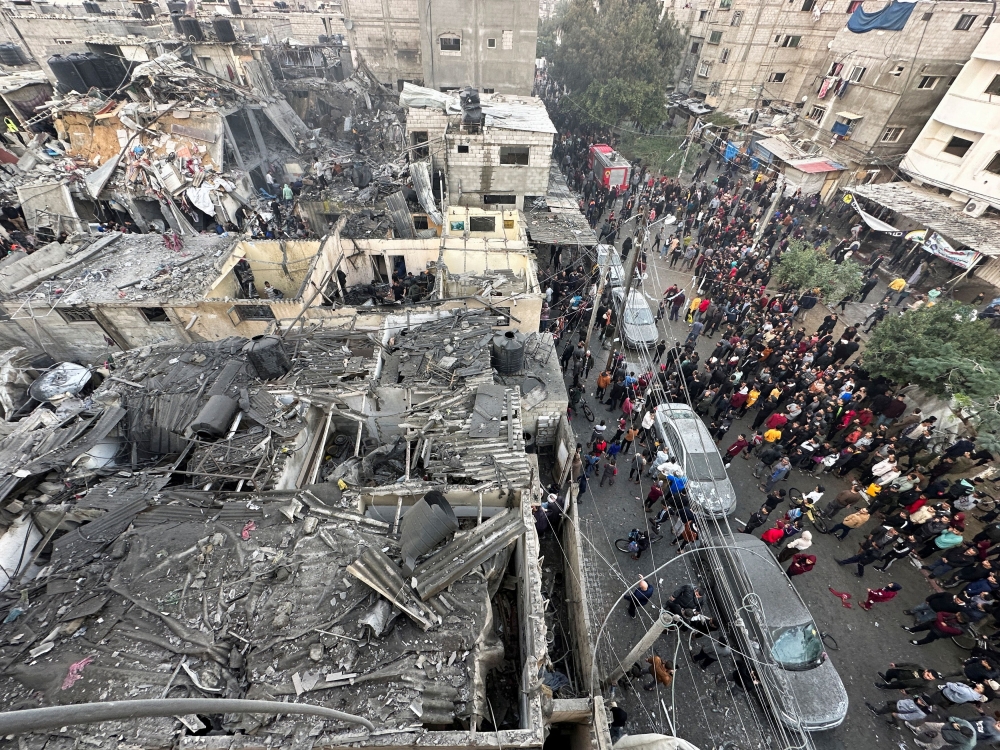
611, 287, 657, 349
652, 402, 736, 517
698, 534, 848, 732
595, 244, 625, 288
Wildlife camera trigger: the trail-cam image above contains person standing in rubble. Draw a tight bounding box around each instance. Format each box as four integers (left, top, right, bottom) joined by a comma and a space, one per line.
282, 183, 294, 205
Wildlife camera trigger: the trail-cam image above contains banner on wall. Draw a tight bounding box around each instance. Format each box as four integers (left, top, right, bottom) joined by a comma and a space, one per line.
923, 232, 980, 269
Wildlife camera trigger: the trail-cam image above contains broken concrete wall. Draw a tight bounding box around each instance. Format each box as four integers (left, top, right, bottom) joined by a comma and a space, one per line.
560, 489, 595, 695
405, 106, 449, 173
58, 108, 225, 171
206, 239, 323, 301
445, 128, 554, 210
16, 182, 87, 236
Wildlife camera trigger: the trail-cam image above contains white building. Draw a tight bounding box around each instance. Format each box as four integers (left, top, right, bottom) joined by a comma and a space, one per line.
901, 22, 1000, 216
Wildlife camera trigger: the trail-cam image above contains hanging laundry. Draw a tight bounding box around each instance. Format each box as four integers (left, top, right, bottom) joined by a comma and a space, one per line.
832, 62, 844, 76
836, 79, 851, 97
817, 77, 832, 98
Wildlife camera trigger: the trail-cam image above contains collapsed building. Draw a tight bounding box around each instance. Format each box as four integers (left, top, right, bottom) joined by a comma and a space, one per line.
0, 297, 607, 748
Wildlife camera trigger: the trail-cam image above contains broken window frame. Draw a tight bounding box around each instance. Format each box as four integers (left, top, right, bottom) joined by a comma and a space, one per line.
469, 216, 496, 232
942, 135, 975, 159
57, 306, 97, 323
139, 307, 171, 323
499, 146, 529, 166
228, 304, 277, 324
439, 35, 461, 53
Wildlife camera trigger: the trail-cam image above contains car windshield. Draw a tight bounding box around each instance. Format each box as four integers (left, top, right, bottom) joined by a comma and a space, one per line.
770, 623, 824, 670
625, 305, 654, 326
687, 451, 727, 481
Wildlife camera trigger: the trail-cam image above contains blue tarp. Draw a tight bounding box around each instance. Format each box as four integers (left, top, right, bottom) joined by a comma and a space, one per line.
831, 121, 850, 136
724, 141, 738, 161
847, 0, 916, 33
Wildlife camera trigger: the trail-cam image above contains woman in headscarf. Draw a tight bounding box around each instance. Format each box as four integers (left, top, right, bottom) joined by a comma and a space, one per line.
787, 553, 817, 577
776, 530, 812, 563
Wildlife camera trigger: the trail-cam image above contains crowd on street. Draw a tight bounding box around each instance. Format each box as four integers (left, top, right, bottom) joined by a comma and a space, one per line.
536, 117, 1000, 748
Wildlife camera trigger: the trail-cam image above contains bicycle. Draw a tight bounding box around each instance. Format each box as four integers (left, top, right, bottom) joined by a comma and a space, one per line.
615, 527, 664, 558
820, 631, 839, 651
581, 401, 595, 422
788, 487, 829, 534
952, 623, 983, 651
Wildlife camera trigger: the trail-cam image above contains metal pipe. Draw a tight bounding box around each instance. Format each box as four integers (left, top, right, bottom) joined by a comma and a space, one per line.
0, 699, 374, 736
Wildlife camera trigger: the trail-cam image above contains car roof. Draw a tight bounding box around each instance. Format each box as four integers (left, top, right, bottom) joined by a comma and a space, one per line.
727, 534, 813, 629
611, 287, 649, 309
655, 404, 716, 455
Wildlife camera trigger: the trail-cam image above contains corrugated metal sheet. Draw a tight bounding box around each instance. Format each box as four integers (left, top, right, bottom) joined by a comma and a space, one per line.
851, 182, 1000, 257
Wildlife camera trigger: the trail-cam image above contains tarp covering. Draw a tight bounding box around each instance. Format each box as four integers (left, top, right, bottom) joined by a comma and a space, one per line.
847, 0, 916, 33
847, 195, 904, 236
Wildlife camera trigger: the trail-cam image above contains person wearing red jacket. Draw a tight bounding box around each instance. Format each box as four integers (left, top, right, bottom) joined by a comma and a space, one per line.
764, 412, 788, 431
787, 553, 816, 577
905, 611, 964, 645
723, 434, 749, 466
860, 582, 902, 611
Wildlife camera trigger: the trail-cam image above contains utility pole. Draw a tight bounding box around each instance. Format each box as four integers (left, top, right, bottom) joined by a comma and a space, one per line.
676, 117, 702, 182
582, 245, 613, 353
603, 608, 677, 686
751, 174, 784, 255
604, 219, 644, 370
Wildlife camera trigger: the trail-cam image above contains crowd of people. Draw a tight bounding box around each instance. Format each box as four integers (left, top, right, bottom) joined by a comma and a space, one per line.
540, 117, 1000, 745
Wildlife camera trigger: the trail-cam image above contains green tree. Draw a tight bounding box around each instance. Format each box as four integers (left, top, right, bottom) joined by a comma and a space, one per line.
863, 302, 1000, 450
544, 0, 684, 130
772, 241, 864, 303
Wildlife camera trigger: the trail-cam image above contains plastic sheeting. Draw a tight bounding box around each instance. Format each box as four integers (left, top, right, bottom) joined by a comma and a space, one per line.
614, 733, 702, 750
847, 0, 916, 33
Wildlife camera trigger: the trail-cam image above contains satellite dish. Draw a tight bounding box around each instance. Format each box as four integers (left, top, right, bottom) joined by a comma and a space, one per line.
343, 17, 353, 29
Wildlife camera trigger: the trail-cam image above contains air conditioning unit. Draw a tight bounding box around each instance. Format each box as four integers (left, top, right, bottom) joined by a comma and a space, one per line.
964, 199, 989, 218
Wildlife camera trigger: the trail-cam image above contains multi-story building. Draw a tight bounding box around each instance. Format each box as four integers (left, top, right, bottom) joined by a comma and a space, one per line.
675, 0, 988, 187
340, 0, 538, 94
404, 84, 555, 210
901, 21, 1000, 215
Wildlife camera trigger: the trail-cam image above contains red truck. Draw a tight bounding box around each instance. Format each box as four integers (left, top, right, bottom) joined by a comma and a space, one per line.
588, 144, 632, 190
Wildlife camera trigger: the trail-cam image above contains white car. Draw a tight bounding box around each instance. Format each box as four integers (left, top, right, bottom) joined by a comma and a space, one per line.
652, 402, 737, 517
612, 287, 658, 349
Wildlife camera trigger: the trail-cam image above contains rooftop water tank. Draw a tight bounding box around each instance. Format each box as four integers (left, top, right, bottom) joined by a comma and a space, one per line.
180, 16, 204, 41
229, 0, 243, 14
213, 17, 237, 42
190, 394, 239, 439
491, 330, 525, 375
243, 335, 292, 380
48, 55, 88, 95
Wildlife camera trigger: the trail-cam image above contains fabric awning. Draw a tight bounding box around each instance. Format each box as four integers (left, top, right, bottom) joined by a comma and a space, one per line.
786, 158, 843, 173
836, 111, 864, 120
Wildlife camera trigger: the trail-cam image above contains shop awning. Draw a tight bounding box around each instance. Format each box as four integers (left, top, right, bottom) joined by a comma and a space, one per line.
850, 182, 1000, 257
846, 195, 904, 236
786, 158, 844, 173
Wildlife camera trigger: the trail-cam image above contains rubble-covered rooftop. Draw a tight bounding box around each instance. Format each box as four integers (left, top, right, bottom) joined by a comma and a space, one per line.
3, 232, 236, 305
0, 307, 550, 748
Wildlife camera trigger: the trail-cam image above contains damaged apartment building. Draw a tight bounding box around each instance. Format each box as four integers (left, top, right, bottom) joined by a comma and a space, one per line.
0, 297, 599, 748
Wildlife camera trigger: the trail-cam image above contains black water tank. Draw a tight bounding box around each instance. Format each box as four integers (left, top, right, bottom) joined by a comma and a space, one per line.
213, 17, 236, 42
491, 331, 525, 374
243, 335, 292, 380
68, 52, 102, 91
180, 16, 204, 40
229, 0, 242, 14
170, 12, 184, 33
136, 2, 155, 18
190, 394, 240, 439
166, 0, 185, 11
83, 1, 101, 12
318, 34, 329, 43
0, 43, 23, 66
332, 58, 343, 81
48, 55, 88, 94
86, 52, 122, 90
